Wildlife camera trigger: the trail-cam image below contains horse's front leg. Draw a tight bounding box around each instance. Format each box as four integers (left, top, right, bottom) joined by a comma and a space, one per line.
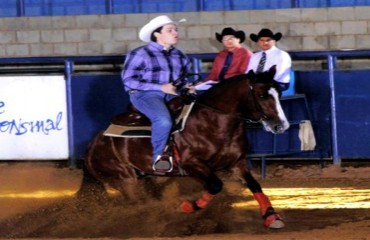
234, 160, 285, 229
179, 161, 223, 213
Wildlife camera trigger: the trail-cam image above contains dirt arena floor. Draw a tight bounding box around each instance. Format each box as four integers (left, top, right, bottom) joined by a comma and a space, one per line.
0, 161, 369, 240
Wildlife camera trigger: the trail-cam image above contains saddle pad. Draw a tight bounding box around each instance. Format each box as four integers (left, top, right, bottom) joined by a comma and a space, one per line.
104, 124, 151, 138
103, 102, 195, 138
173, 102, 195, 133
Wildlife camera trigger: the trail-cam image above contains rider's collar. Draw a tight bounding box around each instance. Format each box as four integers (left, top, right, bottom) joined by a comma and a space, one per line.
149, 41, 174, 52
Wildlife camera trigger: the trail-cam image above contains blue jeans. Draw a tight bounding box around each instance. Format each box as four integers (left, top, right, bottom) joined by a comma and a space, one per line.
129, 91, 175, 161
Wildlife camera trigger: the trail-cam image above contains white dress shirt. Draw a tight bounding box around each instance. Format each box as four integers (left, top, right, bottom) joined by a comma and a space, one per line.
246, 46, 292, 84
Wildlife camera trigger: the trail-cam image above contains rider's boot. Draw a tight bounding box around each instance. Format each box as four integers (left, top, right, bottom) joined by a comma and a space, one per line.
152, 138, 176, 173
152, 153, 173, 172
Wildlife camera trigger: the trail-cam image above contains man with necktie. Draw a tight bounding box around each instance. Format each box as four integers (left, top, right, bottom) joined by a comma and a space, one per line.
204, 27, 253, 83
246, 28, 292, 91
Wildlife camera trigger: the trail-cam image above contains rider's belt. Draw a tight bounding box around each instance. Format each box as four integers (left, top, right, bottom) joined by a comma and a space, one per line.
128, 90, 140, 94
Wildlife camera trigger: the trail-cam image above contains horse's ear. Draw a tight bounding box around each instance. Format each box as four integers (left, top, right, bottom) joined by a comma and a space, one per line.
246, 69, 255, 77
268, 65, 277, 77
246, 70, 256, 83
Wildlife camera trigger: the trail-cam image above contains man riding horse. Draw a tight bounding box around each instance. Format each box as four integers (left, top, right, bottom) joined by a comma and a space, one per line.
121, 15, 194, 172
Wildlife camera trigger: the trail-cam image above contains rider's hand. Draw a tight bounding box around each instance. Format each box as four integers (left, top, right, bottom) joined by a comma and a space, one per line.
161, 83, 178, 95
185, 83, 196, 94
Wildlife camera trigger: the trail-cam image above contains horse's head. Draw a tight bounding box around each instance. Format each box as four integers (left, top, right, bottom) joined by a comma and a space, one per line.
246, 66, 290, 134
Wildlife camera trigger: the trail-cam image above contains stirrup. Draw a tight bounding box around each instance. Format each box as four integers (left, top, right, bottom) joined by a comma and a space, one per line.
152, 154, 173, 173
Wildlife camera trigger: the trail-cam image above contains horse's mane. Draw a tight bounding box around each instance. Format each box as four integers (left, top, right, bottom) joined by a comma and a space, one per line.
191, 69, 281, 119
196, 68, 280, 102
196, 74, 251, 103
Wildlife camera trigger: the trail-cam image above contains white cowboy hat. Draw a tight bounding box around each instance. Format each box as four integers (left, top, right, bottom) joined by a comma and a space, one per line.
139, 15, 186, 42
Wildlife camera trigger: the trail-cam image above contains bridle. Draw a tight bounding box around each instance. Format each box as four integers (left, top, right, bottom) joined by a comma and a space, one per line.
244, 84, 269, 123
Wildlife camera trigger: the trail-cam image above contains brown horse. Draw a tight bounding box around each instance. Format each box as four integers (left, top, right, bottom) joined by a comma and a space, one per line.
81, 66, 290, 228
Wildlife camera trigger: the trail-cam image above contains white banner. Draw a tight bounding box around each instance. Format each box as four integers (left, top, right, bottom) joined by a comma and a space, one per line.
0, 75, 69, 160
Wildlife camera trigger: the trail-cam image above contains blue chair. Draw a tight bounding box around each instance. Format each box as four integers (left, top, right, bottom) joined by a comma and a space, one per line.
282, 69, 296, 97
280, 70, 312, 121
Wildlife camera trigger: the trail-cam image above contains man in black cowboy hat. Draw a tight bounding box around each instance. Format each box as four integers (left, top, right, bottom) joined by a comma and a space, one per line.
246, 28, 292, 91
202, 27, 252, 85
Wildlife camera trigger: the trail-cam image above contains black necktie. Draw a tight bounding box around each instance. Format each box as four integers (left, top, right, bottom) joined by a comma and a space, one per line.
257, 52, 266, 73
218, 51, 233, 81
162, 50, 174, 82
162, 49, 171, 56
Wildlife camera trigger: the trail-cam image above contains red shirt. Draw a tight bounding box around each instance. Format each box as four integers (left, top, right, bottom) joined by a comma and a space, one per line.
205, 47, 253, 81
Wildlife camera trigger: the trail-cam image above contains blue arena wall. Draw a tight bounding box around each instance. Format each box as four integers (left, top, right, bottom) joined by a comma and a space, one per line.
334, 70, 370, 157
1, 51, 370, 164
70, 74, 129, 160
68, 71, 370, 162
66, 56, 370, 163
2, 0, 370, 17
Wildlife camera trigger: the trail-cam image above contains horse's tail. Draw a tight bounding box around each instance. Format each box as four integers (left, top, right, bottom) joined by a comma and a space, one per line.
76, 161, 108, 200
76, 132, 109, 201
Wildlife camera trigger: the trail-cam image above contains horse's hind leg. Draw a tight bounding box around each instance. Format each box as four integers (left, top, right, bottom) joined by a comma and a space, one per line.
234, 160, 284, 229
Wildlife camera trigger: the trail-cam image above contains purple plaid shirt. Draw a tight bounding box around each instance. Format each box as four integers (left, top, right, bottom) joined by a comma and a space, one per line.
121, 42, 192, 91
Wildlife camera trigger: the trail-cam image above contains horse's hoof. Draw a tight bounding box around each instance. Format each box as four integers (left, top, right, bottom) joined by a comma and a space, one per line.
180, 201, 195, 213
265, 214, 285, 229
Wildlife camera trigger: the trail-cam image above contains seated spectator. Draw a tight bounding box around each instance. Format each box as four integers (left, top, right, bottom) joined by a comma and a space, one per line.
205, 27, 253, 82
246, 28, 292, 91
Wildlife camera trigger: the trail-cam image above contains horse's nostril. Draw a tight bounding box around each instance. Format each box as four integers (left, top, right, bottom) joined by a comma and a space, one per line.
275, 125, 283, 132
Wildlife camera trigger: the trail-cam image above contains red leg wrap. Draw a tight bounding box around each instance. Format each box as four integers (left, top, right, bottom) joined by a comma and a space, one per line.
196, 192, 215, 209
253, 192, 272, 215
253, 192, 284, 228
180, 201, 195, 213
180, 192, 216, 213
